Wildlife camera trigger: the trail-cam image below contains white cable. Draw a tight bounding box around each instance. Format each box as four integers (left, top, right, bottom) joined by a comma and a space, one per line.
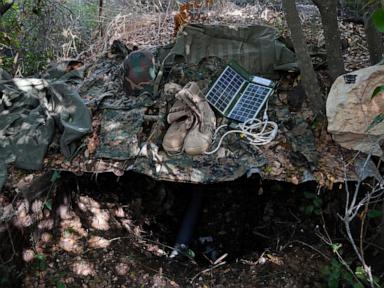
205, 102, 278, 155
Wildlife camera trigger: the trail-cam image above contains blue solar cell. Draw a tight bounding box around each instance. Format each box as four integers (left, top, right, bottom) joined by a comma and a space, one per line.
228, 83, 272, 122
205, 66, 246, 114
205, 65, 274, 123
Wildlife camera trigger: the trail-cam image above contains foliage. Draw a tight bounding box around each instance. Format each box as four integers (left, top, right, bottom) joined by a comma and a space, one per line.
367, 85, 384, 130
0, 0, 100, 76
323, 257, 383, 288
372, 8, 384, 31
299, 191, 323, 216
322, 258, 364, 288
33, 253, 48, 271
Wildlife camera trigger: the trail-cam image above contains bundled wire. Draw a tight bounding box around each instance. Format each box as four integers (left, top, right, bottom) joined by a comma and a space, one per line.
205, 102, 278, 155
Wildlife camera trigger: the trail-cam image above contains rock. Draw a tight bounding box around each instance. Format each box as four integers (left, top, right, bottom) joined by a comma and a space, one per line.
327, 65, 384, 156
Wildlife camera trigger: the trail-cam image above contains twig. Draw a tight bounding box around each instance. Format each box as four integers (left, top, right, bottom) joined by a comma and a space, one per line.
190, 261, 226, 283
317, 213, 365, 286
282, 240, 330, 260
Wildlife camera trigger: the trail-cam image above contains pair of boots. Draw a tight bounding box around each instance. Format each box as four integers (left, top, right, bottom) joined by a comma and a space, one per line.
162, 82, 216, 156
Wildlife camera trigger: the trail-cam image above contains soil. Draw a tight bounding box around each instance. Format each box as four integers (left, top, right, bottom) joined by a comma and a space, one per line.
2, 171, 334, 288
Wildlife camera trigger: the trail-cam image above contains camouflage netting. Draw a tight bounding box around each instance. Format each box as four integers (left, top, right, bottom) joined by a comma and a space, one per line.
1, 24, 358, 191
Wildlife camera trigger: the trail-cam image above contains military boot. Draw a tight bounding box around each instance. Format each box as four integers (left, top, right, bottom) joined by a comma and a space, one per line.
176, 82, 216, 155
167, 100, 191, 123
162, 100, 194, 154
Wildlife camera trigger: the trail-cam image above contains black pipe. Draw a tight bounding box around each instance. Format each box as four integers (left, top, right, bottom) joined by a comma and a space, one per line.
170, 188, 203, 258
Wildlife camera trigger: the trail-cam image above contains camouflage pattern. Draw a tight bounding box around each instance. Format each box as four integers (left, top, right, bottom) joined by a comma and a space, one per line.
123, 49, 156, 96
37, 38, 357, 186
0, 161, 6, 190
96, 109, 144, 160
45, 54, 355, 185
170, 24, 298, 79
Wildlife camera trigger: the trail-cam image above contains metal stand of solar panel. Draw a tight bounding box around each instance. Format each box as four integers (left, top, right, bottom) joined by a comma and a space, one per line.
205, 61, 276, 123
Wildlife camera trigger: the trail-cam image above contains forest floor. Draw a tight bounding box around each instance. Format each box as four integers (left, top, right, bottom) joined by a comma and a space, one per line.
12, 172, 332, 288
0, 2, 379, 288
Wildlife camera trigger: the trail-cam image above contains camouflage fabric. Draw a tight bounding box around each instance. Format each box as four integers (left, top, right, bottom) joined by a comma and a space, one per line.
0, 161, 6, 191
132, 141, 266, 183
123, 49, 156, 96
39, 49, 357, 186
0, 65, 92, 191
13, 32, 356, 187
96, 109, 144, 160
170, 24, 298, 79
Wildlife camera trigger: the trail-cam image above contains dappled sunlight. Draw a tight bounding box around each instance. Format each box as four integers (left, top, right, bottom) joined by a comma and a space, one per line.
71, 259, 96, 276
60, 216, 88, 237
78, 195, 112, 230
40, 232, 53, 243
31, 200, 43, 214
115, 262, 130, 276
22, 249, 35, 263
57, 203, 75, 220
145, 243, 166, 257
12, 200, 33, 228
91, 209, 110, 231
59, 235, 84, 254
114, 206, 126, 218
88, 236, 110, 249
58, 213, 87, 254
37, 218, 54, 230
78, 195, 100, 212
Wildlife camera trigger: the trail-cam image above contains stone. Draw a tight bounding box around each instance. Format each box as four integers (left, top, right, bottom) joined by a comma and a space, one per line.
327, 65, 384, 156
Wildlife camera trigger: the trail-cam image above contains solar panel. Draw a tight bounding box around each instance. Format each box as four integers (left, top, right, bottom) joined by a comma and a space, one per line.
205, 66, 246, 115
228, 83, 273, 122
205, 63, 275, 123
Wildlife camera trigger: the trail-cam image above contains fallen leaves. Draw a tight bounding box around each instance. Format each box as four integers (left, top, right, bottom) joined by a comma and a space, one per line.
88, 236, 111, 249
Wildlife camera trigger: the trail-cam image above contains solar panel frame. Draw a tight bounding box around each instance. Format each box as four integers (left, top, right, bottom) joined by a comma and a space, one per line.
227, 82, 273, 122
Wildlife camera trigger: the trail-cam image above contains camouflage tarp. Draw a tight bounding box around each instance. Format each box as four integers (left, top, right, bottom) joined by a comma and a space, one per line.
0, 67, 92, 191
42, 50, 355, 187
1, 25, 357, 192
169, 24, 299, 79
96, 109, 144, 160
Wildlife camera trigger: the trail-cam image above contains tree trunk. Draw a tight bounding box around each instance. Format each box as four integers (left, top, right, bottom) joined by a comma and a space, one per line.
364, 9, 384, 65
98, 0, 104, 36
313, 0, 345, 82
282, 0, 325, 116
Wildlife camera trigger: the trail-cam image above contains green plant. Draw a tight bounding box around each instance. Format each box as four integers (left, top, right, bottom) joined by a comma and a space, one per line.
33, 253, 47, 271
300, 191, 323, 216
372, 7, 384, 31
322, 258, 365, 288
48, 272, 66, 288
367, 85, 384, 130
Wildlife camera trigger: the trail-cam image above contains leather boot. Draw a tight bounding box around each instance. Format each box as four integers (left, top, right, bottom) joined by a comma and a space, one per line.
162, 100, 194, 154
176, 82, 216, 155
183, 100, 216, 155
